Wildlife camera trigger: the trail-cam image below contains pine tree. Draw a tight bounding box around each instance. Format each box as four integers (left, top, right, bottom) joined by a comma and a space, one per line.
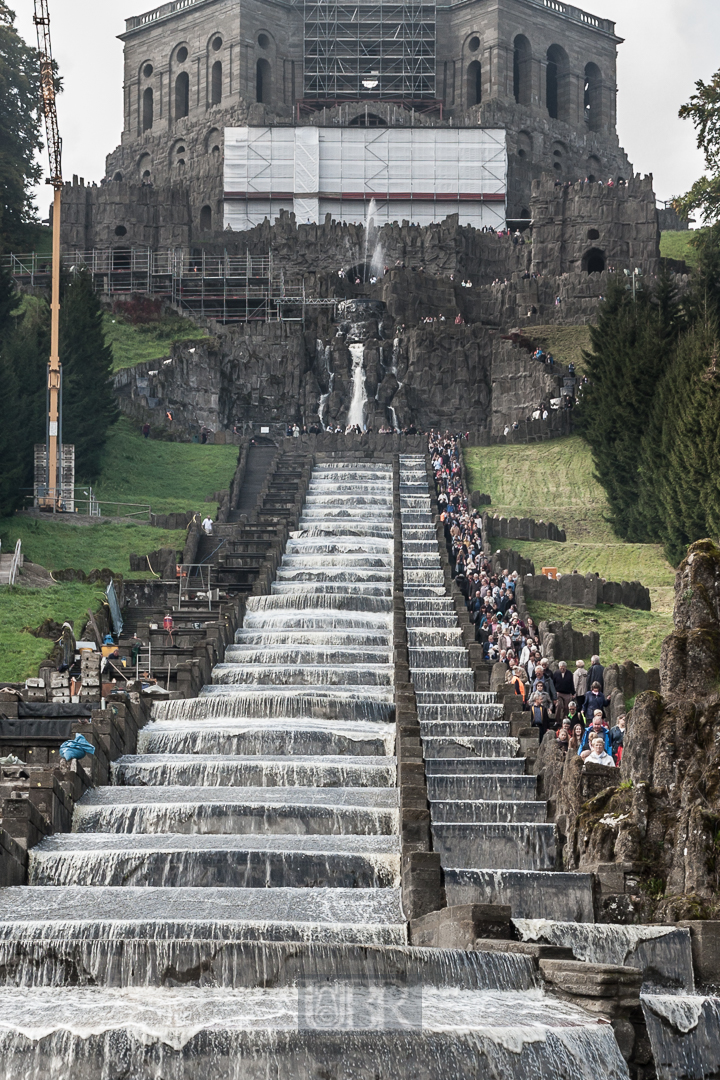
59, 269, 118, 481
0, 2, 43, 251
0, 299, 48, 516
655, 325, 717, 565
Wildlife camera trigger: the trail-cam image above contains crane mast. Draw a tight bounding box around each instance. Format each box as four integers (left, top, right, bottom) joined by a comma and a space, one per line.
33, 0, 65, 509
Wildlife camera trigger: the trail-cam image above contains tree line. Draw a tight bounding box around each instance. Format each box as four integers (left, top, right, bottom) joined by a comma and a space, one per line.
0, 3, 116, 518
578, 65, 720, 567
577, 227, 720, 566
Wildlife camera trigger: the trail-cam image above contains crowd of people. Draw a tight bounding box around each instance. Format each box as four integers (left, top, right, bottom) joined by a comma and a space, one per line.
430, 428, 625, 767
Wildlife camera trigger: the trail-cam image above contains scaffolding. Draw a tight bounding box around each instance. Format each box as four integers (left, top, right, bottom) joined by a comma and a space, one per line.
3, 249, 286, 324
304, 0, 436, 100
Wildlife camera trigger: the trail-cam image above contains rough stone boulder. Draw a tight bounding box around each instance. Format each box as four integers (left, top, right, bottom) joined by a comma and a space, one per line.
661, 539, 720, 697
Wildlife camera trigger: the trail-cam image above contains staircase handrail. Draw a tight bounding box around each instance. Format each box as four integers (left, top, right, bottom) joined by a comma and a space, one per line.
9, 540, 21, 586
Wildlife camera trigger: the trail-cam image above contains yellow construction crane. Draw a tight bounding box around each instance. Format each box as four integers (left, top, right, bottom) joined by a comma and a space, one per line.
33, 0, 67, 509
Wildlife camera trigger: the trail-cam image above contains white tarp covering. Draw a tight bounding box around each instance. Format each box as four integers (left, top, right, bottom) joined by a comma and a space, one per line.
224, 126, 507, 230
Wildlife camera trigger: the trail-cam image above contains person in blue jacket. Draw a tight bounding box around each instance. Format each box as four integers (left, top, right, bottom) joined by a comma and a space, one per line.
577, 712, 612, 757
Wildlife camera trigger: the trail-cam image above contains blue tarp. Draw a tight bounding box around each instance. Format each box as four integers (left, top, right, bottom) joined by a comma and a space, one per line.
59, 734, 96, 761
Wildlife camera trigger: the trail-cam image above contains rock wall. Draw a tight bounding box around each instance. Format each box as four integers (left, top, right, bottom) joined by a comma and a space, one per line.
531, 175, 661, 278
523, 572, 652, 612
537, 540, 720, 924
482, 513, 566, 543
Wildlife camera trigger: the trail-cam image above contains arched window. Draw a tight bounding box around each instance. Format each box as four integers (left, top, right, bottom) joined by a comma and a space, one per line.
582, 248, 605, 274
546, 45, 570, 121
142, 87, 154, 132
467, 60, 481, 107
112, 172, 123, 182
513, 36, 531, 105
584, 62, 602, 131
200, 205, 212, 231
256, 58, 271, 104
211, 60, 222, 105
348, 112, 387, 127
175, 71, 190, 119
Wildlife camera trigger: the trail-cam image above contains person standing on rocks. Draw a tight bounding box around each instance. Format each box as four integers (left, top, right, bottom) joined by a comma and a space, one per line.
552, 661, 575, 722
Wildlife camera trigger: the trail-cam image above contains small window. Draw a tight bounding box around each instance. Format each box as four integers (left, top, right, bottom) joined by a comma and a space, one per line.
553, 162, 561, 172
518, 149, 526, 159
177, 145, 186, 154
212, 36, 222, 52
258, 33, 270, 48
467, 61, 481, 107
200, 205, 212, 230
553, 149, 562, 158
256, 58, 271, 103
588, 228, 600, 240
175, 72, 189, 119
177, 46, 188, 63
142, 87, 154, 131
113, 172, 123, 182
143, 63, 153, 78
142, 170, 151, 180
211, 60, 222, 104
468, 35, 480, 52
115, 225, 127, 236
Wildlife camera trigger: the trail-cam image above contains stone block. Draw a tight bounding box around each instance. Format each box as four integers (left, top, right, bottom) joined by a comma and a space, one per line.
409, 904, 513, 949
676, 921, 720, 986
401, 851, 445, 921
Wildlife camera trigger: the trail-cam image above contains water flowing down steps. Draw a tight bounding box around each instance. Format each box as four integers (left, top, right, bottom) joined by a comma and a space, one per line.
0, 459, 630, 1079
399, 456, 595, 923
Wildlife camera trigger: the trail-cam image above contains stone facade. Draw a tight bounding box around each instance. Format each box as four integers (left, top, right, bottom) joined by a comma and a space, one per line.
58, 0, 633, 249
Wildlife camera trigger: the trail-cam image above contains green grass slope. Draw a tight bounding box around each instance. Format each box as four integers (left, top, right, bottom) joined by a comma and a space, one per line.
104, 313, 208, 373
0, 519, 186, 576
659, 229, 706, 267
92, 418, 239, 515
0, 419, 239, 681
0, 583, 105, 683
465, 437, 675, 666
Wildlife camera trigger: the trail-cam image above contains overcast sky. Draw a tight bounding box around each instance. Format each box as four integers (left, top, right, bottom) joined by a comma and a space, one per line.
14, 0, 720, 214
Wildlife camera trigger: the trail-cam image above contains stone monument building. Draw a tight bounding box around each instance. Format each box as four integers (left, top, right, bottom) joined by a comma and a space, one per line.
62, 0, 634, 250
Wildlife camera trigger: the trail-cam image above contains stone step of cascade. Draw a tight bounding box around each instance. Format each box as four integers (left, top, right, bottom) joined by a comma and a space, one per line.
444, 868, 595, 923
71, 786, 400, 836
424, 757, 525, 776
432, 823, 556, 871
427, 774, 538, 801
402, 529, 437, 539
0, 886, 408, 951
0, 985, 628, 1078
138, 719, 396, 758
112, 754, 398, 789
416, 692, 498, 704
280, 561, 395, 570
422, 736, 519, 759
403, 586, 447, 598
211, 664, 394, 687
159, 687, 395, 722
408, 647, 468, 668
29, 835, 401, 889
276, 568, 393, 581
297, 524, 395, 538
406, 615, 459, 627
410, 669, 475, 692
285, 540, 393, 553
402, 542, 439, 553
417, 704, 506, 722
245, 593, 394, 614
408, 629, 464, 647
430, 800, 547, 824
404, 571, 444, 586
270, 583, 394, 597
419, 721, 510, 739
224, 646, 393, 666
403, 598, 454, 610
233, 630, 392, 647
300, 508, 393, 520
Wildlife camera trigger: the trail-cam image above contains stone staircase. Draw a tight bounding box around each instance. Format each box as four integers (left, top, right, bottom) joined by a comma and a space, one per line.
399, 455, 595, 922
